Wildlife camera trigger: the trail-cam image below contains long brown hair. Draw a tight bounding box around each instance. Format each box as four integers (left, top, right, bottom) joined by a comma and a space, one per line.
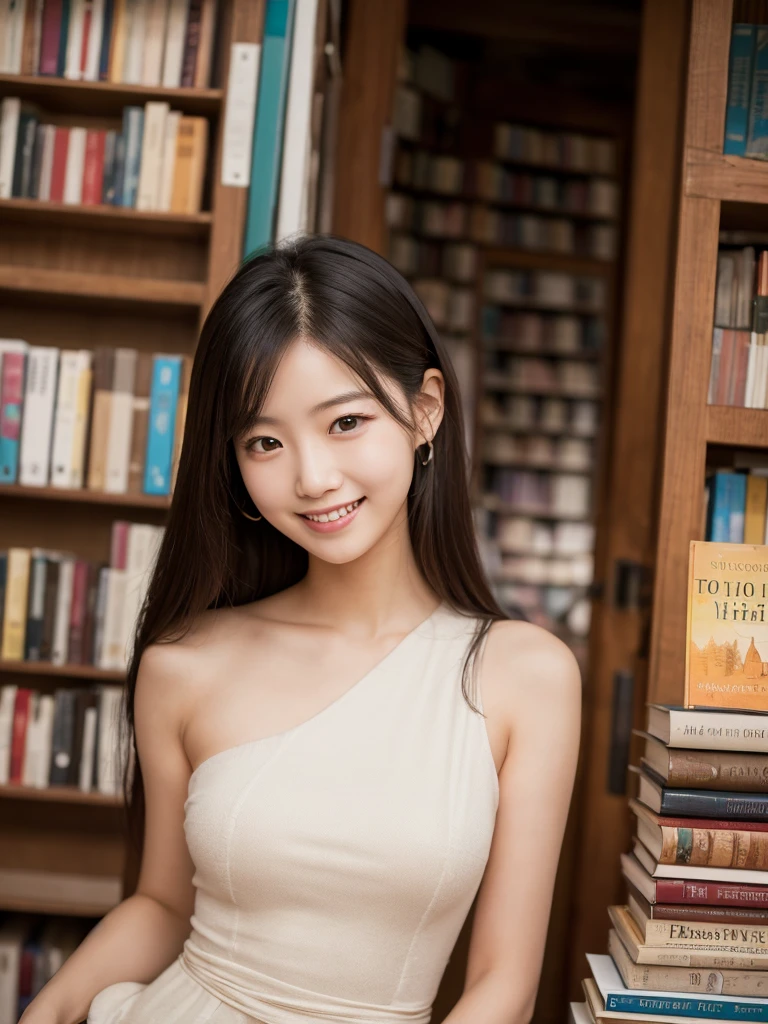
120, 234, 520, 859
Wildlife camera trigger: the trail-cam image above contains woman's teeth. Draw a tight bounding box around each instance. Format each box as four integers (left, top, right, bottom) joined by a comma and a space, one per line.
303, 499, 362, 523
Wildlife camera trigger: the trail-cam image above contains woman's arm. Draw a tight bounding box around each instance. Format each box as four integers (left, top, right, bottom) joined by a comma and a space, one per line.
20, 642, 200, 1024
443, 620, 583, 1024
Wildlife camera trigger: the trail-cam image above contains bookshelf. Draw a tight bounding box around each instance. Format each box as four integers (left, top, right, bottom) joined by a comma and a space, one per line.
0, 0, 264, 923
648, 0, 768, 706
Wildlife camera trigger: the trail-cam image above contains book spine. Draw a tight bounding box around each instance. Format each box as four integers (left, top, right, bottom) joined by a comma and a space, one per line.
659, 823, 768, 869
179, 0, 201, 87
143, 355, 181, 495
38, 0, 64, 74
19, 346, 59, 487
0, 351, 26, 485
729, 471, 747, 542
666, 749, 768, 793
1, 548, 31, 661
659, 788, 768, 819
605, 989, 768, 1019
725, 25, 756, 155
120, 106, 144, 207
97, 0, 113, 78
23, 553, 47, 660
0, 97, 21, 199
81, 128, 106, 204
56, 0, 71, 76
644, 919, 768, 950
747, 27, 768, 159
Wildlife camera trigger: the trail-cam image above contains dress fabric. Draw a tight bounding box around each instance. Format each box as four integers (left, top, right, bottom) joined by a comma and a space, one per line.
87, 601, 500, 1024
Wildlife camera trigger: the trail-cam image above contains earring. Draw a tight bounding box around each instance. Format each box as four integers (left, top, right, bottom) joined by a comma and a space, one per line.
240, 507, 263, 521
419, 438, 434, 466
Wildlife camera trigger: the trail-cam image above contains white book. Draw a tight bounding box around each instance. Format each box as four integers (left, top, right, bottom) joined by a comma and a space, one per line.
69, 349, 93, 488
120, 524, 162, 666
0, 97, 21, 199
51, 556, 75, 665
84, 0, 105, 80
4, 0, 27, 73
760, 344, 768, 409
0, 686, 18, 785
50, 351, 82, 487
99, 568, 128, 670
104, 348, 137, 492
21, 692, 55, 788
64, 0, 86, 78
37, 123, 55, 200
136, 100, 169, 210
123, 0, 149, 84
157, 109, 180, 210
19, 346, 59, 486
275, 0, 321, 242
142, 0, 168, 85
97, 685, 122, 794
161, 0, 188, 88
79, 705, 97, 791
63, 126, 87, 204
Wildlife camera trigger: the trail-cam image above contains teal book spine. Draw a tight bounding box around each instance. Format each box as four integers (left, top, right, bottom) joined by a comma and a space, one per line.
143, 356, 182, 496
729, 471, 747, 543
724, 24, 755, 155
707, 472, 732, 542
746, 27, 768, 158
242, 0, 296, 257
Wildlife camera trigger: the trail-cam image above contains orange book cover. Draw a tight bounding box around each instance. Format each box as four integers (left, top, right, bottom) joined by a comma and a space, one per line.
685, 541, 768, 711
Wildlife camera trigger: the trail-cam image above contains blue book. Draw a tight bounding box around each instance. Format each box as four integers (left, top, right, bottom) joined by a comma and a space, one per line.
724, 25, 756, 155
589, 952, 768, 1021
637, 763, 768, 821
746, 27, 768, 158
143, 355, 182, 496
121, 107, 144, 208
99, 0, 115, 81
706, 471, 732, 541
56, 0, 71, 77
729, 471, 747, 542
242, 0, 296, 256
110, 132, 126, 206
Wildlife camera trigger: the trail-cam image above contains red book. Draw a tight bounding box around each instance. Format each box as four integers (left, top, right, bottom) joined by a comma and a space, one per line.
655, 876, 768, 907
81, 130, 106, 205
9, 689, 32, 784
80, 0, 93, 76
38, 0, 64, 76
49, 127, 70, 202
180, 0, 203, 87
68, 559, 90, 663
653, 811, 768, 832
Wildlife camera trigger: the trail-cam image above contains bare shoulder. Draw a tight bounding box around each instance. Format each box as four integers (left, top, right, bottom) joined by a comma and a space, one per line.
480, 618, 582, 733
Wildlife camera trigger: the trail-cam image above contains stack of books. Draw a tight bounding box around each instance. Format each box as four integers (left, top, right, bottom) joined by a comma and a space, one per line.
573, 540, 768, 1024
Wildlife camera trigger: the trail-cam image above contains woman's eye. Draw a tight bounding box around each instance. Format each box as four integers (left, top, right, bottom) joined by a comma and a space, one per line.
330, 415, 368, 434
248, 437, 281, 453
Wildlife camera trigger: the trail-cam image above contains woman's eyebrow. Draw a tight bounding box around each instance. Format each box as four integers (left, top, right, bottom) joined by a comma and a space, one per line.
252, 389, 375, 426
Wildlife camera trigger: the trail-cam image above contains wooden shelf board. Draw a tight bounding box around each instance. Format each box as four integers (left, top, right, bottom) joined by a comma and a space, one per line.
482, 296, 604, 314
706, 405, 768, 447
483, 375, 603, 400
0, 658, 125, 682
686, 148, 768, 204
0, 483, 172, 509
0, 199, 212, 238
0, 73, 223, 116
0, 782, 122, 806
478, 495, 592, 521
0, 895, 116, 917
482, 341, 602, 360
0, 265, 205, 307
483, 458, 593, 474
481, 246, 614, 275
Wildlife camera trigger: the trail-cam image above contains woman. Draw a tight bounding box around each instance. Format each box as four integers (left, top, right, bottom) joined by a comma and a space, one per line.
22, 236, 581, 1024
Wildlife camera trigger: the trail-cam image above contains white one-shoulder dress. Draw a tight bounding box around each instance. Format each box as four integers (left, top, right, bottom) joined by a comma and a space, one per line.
87, 601, 500, 1024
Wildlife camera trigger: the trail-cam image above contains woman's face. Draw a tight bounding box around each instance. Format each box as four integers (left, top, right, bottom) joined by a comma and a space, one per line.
234, 337, 443, 565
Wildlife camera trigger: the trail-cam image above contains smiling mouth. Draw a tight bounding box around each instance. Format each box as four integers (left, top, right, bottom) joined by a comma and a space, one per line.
298, 497, 365, 523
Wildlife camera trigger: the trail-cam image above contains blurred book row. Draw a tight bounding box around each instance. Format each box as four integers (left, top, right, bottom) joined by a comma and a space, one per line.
484, 355, 601, 399
705, 467, 768, 544
0, 914, 97, 1024
0, 98, 208, 213
479, 394, 601, 438
482, 308, 604, 356
0, 341, 192, 496
0, 682, 127, 797
0, 0, 217, 88
484, 269, 606, 312
0, 523, 163, 671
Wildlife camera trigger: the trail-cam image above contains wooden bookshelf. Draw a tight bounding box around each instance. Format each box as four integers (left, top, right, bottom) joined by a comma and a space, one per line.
647, 0, 767, 704
0, 0, 265, 919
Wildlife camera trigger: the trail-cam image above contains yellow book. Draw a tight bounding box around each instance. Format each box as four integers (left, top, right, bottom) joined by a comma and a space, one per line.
1, 548, 31, 661
745, 475, 768, 545
108, 0, 128, 83
170, 117, 209, 214
685, 540, 768, 711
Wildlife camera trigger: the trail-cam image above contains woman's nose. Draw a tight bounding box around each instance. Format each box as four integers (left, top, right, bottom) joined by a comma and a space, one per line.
294, 442, 343, 498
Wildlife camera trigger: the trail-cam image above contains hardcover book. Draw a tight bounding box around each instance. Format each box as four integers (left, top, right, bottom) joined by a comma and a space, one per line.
685, 541, 768, 712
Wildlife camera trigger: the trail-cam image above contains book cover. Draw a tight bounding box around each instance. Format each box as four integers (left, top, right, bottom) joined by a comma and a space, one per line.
143, 354, 181, 495
725, 25, 756, 155
684, 540, 768, 711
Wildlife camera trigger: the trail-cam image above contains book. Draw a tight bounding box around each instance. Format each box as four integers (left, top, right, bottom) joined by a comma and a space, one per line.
746, 27, 768, 159
632, 763, 768, 819
588, 950, 768, 1019
630, 797, 768, 870
684, 540, 768, 711
632, 834, 768, 887
645, 703, 768, 752
724, 24, 756, 156
636, 729, 768, 792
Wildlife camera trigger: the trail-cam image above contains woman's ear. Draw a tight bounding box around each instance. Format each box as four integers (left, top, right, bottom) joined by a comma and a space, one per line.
415, 368, 446, 445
